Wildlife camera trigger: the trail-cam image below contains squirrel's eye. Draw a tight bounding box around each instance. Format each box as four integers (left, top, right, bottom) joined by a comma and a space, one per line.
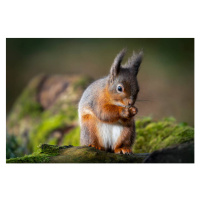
116, 84, 123, 93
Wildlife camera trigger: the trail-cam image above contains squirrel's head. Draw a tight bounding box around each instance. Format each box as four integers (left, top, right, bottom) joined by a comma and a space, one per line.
107, 48, 143, 108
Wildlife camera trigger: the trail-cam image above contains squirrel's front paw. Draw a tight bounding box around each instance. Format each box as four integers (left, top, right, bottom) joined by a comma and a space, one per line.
120, 106, 138, 119
120, 107, 131, 119
129, 106, 138, 116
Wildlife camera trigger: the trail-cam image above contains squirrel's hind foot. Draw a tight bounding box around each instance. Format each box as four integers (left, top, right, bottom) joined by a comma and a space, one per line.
89, 144, 105, 151
114, 147, 133, 155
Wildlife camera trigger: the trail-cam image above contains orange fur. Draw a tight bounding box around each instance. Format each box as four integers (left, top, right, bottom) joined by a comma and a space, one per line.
114, 147, 132, 154
82, 114, 104, 149
113, 122, 135, 154
81, 88, 136, 152
94, 87, 127, 123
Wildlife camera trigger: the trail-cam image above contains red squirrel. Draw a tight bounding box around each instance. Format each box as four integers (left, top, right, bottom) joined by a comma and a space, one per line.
78, 49, 143, 154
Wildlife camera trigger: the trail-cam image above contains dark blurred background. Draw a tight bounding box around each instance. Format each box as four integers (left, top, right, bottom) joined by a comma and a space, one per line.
6, 38, 194, 126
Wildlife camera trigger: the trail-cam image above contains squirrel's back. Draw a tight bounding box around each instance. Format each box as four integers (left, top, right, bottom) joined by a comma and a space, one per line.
78, 76, 108, 118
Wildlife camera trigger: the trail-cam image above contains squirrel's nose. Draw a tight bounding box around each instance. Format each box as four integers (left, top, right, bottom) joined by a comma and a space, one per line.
128, 99, 134, 106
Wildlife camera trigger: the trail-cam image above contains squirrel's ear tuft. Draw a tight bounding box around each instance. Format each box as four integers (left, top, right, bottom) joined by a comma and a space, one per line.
126, 50, 143, 76
109, 48, 126, 83
134, 51, 143, 75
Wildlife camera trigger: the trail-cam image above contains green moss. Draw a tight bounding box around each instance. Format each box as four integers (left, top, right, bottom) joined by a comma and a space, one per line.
40, 144, 73, 155
6, 144, 66, 163
39, 144, 60, 155
133, 117, 194, 153
62, 126, 80, 146
6, 154, 51, 163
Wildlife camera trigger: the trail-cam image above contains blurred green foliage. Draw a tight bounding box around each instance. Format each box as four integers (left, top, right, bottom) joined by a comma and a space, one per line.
6, 134, 25, 159
29, 106, 77, 152
62, 126, 80, 146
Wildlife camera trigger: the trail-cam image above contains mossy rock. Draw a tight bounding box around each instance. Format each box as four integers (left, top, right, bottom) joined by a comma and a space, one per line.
6, 144, 149, 163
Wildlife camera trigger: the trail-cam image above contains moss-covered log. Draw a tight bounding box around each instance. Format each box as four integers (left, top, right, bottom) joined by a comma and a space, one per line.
7, 142, 194, 163
6, 144, 149, 163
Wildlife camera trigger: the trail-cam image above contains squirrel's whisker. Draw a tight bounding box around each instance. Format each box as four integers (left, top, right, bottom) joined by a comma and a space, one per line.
136, 99, 151, 102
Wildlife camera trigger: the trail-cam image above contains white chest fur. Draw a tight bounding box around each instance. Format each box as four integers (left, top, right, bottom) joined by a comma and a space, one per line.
98, 122, 123, 150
